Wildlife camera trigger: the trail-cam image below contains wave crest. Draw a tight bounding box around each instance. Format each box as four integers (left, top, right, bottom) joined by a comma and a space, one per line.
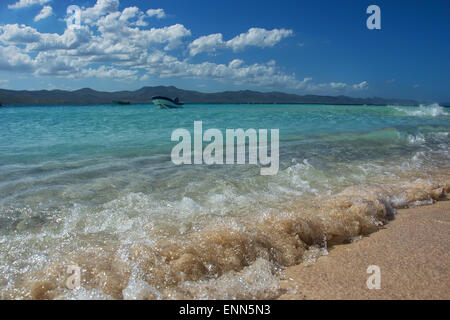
4, 177, 448, 300
394, 103, 448, 117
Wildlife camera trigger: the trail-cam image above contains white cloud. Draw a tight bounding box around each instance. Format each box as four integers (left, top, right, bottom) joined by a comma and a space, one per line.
147, 9, 166, 19
306, 80, 369, 93
352, 81, 368, 89
189, 28, 293, 56
26, 26, 93, 51
228, 59, 244, 69
189, 33, 224, 56
0, 0, 366, 93
79, 0, 119, 25
330, 82, 347, 89
119, 6, 139, 21
138, 53, 312, 90
0, 24, 41, 43
95, 10, 190, 51
34, 5, 53, 22
142, 24, 191, 50
0, 24, 93, 53
82, 65, 138, 80
8, 0, 50, 9
177, 61, 312, 89
33, 50, 88, 77
0, 45, 35, 72
226, 28, 293, 51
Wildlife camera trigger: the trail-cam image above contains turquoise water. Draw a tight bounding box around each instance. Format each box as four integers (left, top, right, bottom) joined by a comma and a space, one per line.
0, 103, 449, 299
1, 103, 448, 206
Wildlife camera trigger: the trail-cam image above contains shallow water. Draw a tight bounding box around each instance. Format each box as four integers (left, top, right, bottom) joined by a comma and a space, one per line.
0, 103, 449, 299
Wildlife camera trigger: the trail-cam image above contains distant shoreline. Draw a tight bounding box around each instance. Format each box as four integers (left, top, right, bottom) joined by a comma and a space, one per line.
2, 103, 445, 108
0, 85, 431, 106
2, 102, 450, 108
0, 102, 428, 107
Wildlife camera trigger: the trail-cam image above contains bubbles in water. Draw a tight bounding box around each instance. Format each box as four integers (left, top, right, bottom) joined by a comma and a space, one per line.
394, 103, 449, 117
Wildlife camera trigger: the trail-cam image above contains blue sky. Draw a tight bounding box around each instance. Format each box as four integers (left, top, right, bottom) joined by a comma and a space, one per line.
0, 0, 449, 101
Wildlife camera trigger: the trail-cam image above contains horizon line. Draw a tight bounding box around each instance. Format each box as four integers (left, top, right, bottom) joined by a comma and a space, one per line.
1, 85, 445, 105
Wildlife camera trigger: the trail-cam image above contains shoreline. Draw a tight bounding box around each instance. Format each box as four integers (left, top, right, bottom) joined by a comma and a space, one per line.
278, 198, 450, 300
0, 102, 429, 107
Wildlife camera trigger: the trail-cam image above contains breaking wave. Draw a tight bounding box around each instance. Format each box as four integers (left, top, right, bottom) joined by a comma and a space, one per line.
393, 103, 449, 117
1, 174, 448, 300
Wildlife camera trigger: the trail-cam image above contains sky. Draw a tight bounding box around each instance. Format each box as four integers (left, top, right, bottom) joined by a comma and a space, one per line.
0, 0, 449, 101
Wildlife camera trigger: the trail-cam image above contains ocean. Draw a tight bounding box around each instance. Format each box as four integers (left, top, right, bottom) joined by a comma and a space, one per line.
0, 103, 449, 299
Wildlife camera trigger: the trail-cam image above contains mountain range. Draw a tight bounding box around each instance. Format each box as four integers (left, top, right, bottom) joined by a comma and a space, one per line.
0, 86, 432, 106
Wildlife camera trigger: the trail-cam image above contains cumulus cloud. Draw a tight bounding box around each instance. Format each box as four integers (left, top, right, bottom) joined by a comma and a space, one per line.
34, 5, 53, 22
189, 33, 225, 56
8, 0, 50, 9
82, 65, 139, 80
0, 0, 366, 93
138, 53, 312, 90
0, 45, 35, 72
189, 28, 293, 56
94, 9, 190, 51
142, 24, 191, 50
147, 9, 166, 19
27, 26, 93, 51
0, 23, 93, 52
119, 6, 139, 21
0, 24, 41, 43
79, 0, 120, 25
226, 28, 293, 51
33, 51, 84, 77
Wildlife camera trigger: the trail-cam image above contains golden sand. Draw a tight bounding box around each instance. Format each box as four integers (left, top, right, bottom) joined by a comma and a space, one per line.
279, 198, 450, 300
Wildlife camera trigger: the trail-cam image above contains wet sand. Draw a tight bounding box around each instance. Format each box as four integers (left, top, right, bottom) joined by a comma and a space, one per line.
278, 198, 450, 300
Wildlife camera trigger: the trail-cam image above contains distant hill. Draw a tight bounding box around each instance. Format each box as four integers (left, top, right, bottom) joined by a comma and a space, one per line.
0, 86, 422, 106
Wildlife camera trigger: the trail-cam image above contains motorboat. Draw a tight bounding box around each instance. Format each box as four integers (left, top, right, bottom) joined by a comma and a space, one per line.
152, 96, 184, 109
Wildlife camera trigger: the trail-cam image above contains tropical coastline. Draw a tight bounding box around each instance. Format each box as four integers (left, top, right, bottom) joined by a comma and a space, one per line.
1, 0, 449, 303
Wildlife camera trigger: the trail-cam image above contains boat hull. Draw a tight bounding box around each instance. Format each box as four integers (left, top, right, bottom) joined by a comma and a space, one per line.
113, 100, 131, 105
152, 96, 183, 109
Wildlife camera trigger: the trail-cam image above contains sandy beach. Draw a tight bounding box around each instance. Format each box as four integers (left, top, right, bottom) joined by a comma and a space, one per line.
278, 198, 450, 300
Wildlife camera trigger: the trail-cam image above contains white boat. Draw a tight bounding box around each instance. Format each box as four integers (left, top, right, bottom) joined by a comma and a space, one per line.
152, 96, 184, 109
